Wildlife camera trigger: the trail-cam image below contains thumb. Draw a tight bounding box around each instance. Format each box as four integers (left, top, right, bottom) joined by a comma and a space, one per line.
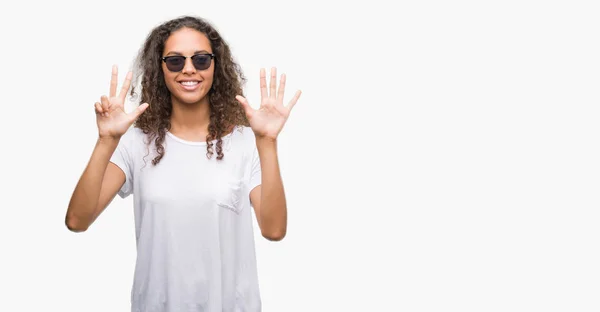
235, 95, 253, 117
129, 103, 149, 120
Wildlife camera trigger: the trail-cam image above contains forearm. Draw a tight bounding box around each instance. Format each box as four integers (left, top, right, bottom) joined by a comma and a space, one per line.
66, 137, 118, 231
256, 137, 287, 238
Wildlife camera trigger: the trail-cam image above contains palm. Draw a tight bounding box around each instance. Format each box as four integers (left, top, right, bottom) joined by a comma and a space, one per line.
95, 66, 148, 139
97, 104, 134, 138
236, 67, 301, 140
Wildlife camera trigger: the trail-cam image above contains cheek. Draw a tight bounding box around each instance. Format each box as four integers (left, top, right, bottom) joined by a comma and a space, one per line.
162, 71, 178, 92
204, 70, 215, 89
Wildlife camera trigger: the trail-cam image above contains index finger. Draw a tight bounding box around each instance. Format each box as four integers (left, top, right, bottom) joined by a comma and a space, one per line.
110, 65, 118, 97
260, 68, 267, 100
119, 71, 133, 102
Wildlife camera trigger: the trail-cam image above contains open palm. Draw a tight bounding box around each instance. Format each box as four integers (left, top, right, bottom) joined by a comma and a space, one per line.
236, 67, 301, 140
95, 65, 148, 139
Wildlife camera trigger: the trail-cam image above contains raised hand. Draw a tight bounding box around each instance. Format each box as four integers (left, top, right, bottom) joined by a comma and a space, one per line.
95, 65, 149, 139
235, 67, 301, 140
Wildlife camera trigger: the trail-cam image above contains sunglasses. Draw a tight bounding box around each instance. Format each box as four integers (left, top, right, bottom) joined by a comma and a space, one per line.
161, 53, 215, 72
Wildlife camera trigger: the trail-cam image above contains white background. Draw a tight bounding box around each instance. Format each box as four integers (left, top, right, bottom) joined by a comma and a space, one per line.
0, 0, 599, 311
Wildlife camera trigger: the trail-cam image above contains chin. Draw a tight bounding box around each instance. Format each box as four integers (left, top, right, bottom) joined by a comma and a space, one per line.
176, 92, 209, 105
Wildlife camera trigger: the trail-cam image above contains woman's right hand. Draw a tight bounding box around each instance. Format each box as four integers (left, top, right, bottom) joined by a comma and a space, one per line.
95, 65, 149, 140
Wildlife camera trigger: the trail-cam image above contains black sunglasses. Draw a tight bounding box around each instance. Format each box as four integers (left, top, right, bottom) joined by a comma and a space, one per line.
161, 53, 215, 72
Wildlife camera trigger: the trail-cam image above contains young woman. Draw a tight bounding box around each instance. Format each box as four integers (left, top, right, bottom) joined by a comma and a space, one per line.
65, 15, 301, 311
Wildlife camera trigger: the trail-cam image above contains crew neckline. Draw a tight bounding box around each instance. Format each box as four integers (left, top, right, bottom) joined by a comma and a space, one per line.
166, 127, 239, 146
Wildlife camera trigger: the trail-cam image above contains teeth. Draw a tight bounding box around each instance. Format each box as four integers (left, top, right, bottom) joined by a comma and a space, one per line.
181, 81, 199, 86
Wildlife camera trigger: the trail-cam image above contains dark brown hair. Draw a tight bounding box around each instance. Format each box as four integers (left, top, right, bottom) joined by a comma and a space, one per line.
130, 15, 248, 165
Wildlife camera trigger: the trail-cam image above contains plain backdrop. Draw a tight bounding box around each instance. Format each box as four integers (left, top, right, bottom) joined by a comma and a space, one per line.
0, 0, 599, 311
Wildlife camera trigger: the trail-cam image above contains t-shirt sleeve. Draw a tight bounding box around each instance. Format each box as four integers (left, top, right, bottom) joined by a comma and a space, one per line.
109, 130, 134, 198
249, 137, 262, 192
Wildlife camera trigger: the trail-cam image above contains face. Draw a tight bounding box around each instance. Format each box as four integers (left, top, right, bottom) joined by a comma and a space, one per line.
161, 27, 215, 106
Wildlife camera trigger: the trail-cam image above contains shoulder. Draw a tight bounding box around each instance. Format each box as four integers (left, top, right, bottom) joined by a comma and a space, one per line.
229, 125, 256, 143
231, 126, 260, 149
120, 125, 146, 141
116, 126, 149, 153
226, 126, 259, 156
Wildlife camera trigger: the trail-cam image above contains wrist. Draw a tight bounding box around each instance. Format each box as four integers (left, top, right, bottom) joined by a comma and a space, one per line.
97, 135, 120, 146
256, 136, 277, 147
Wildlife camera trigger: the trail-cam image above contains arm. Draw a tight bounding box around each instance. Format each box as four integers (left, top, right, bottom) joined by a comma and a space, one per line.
236, 66, 302, 242
250, 137, 286, 241
65, 137, 125, 232
65, 66, 147, 232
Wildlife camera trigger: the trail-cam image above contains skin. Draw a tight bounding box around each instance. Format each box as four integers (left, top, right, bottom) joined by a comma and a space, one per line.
162, 28, 214, 141
65, 27, 301, 242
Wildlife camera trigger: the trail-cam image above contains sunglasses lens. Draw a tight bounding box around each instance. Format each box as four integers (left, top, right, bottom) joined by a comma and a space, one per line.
165, 56, 185, 72
192, 55, 212, 70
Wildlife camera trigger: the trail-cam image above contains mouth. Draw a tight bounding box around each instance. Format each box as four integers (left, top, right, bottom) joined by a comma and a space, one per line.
178, 80, 201, 91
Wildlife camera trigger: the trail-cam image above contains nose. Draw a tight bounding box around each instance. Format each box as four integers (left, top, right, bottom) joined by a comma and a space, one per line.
181, 57, 196, 74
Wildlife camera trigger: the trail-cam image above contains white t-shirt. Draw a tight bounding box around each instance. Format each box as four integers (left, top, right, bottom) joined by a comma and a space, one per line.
110, 125, 262, 312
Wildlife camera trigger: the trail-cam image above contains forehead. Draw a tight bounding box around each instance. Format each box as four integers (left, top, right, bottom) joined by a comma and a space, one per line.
163, 27, 212, 54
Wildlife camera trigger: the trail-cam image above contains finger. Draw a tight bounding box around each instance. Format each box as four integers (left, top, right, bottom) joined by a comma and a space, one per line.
95, 102, 103, 115
277, 73, 286, 104
286, 90, 302, 113
129, 103, 149, 121
259, 68, 267, 101
235, 95, 253, 117
119, 71, 133, 103
100, 95, 110, 114
96, 102, 108, 117
110, 65, 118, 98
269, 67, 277, 99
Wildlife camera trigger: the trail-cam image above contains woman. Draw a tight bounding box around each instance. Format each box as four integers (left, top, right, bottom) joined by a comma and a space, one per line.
65, 15, 301, 311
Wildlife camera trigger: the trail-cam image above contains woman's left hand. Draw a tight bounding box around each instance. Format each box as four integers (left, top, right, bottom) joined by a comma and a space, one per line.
236, 67, 301, 140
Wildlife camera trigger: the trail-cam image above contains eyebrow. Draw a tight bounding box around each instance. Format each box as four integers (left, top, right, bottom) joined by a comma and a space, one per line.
164, 50, 212, 56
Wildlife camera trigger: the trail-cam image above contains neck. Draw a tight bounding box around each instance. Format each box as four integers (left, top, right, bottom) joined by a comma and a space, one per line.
169, 96, 211, 141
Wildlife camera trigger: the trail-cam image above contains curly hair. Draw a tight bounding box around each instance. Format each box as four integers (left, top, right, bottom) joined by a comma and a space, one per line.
129, 15, 249, 165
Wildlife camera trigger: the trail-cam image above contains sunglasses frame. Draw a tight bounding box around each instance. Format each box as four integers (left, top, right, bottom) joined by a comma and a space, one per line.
161, 53, 215, 72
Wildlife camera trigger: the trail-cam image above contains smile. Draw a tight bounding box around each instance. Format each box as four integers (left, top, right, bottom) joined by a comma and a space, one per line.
179, 81, 201, 91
